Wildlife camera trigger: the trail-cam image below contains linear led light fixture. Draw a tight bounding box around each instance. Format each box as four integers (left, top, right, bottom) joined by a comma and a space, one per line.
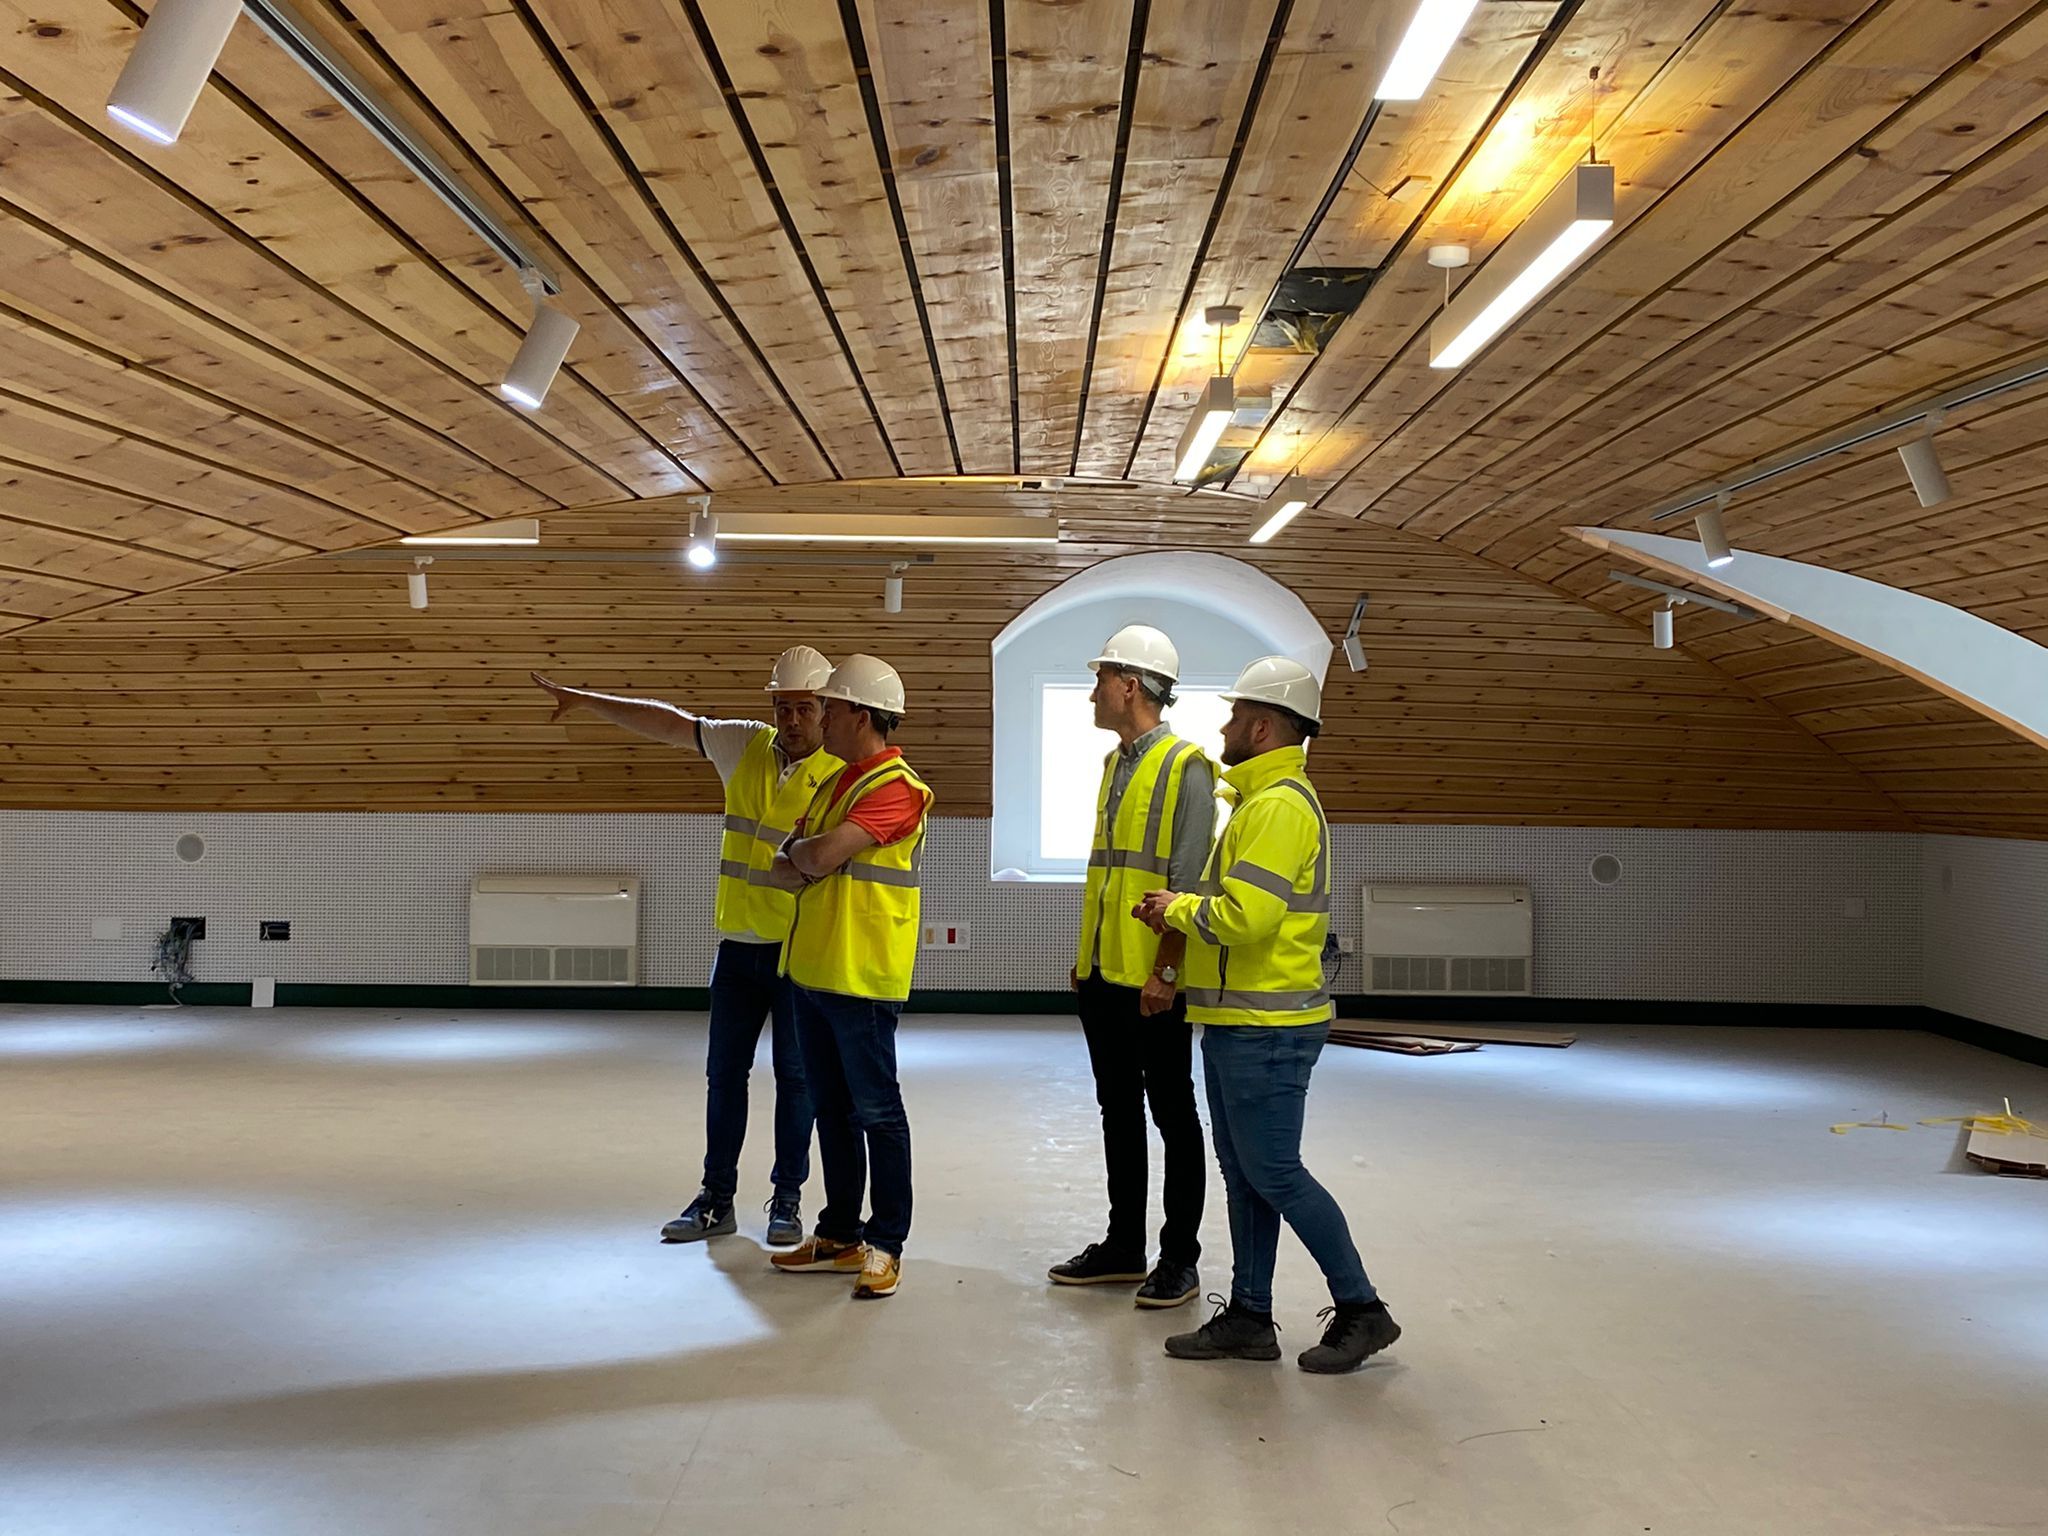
1173, 305, 1243, 484
1607, 570, 1763, 620
399, 518, 541, 547
714, 513, 1059, 546
1249, 475, 1311, 545
1430, 162, 1615, 370
1377, 0, 1483, 101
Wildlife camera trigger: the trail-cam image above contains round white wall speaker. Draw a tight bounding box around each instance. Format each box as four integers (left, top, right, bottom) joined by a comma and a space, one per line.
175, 833, 207, 864
1589, 853, 1623, 886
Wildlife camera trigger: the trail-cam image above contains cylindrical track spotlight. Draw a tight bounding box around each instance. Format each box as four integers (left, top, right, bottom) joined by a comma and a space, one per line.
685, 508, 718, 569
884, 573, 903, 613
1694, 499, 1734, 568
107, 0, 244, 145
1898, 432, 1952, 508
1652, 605, 1673, 649
500, 302, 579, 410
407, 556, 431, 611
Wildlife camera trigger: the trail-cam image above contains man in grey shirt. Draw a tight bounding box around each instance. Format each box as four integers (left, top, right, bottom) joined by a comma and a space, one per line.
1051, 625, 1218, 1309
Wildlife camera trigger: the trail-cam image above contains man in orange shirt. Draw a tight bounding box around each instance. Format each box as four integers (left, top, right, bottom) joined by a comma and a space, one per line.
765, 657, 933, 1301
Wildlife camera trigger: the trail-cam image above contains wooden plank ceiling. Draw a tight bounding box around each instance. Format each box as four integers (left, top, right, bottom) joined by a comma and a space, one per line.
0, 0, 2044, 833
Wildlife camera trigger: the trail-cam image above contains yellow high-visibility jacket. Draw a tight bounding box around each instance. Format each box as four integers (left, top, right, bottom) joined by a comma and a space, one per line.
1076, 732, 1210, 987
714, 727, 842, 943
781, 756, 933, 1003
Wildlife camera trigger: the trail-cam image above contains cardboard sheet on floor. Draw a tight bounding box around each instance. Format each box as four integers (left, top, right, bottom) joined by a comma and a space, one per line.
1333, 1021, 1577, 1048
1964, 1119, 2048, 1178
1328, 1031, 1480, 1056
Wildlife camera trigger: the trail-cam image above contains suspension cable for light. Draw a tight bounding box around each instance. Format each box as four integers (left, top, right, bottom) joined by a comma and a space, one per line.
1249, 474, 1311, 545
1376, 0, 1483, 101
1173, 305, 1241, 484
1430, 162, 1615, 370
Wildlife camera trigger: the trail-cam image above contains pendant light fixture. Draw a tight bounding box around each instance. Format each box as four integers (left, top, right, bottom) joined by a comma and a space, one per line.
1430, 161, 1614, 370
1249, 474, 1311, 545
1173, 305, 1241, 484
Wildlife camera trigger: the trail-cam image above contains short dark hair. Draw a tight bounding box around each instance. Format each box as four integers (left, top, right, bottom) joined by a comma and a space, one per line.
1104, 664, 1177, 709
1260, 704, 1319, 743
866, 707, 901, 738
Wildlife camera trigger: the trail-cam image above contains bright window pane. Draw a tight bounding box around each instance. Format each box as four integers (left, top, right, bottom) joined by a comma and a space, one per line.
1037, 683, 1230, 864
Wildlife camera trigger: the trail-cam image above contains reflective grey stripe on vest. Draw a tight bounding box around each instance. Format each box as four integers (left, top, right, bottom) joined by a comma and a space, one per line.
847, 862, 920, 889
1184, 986, 1331, 1013
1087, 848, 1171, 875
718, 857, 782, 888
1192, 897, 1221, 947
1222, 859, 1330, 914
724, 812, 792, 846
1139, 738, 1195, 860
1265, 779, 1331, 903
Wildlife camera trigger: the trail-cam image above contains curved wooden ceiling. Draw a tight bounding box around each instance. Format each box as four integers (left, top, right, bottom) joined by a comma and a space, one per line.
0, 0, 2044, 832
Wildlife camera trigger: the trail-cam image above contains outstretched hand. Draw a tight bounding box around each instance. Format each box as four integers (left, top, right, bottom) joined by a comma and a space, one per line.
531, 671, 577, 724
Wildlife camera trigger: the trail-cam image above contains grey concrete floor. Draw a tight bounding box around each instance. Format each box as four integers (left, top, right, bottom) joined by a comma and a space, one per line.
1, 1005, 2044, 1535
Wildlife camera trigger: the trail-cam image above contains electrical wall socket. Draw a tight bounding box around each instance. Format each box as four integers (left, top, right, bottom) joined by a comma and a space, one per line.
920, 922, 970, 950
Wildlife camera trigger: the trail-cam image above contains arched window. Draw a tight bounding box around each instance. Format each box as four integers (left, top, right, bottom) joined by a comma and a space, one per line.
989, 552, 1331, 881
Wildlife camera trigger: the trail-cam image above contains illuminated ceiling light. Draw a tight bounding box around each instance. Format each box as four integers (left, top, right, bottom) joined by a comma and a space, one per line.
406, 555, 432, 611
500, 297, 579, 410
106, 0, 244, 145
1430, 162, 1615, 370
715, 512, 1057, 546
1376, 0, 1483, 101
400, 518, 541, 547
1173, 305, 1242, 484
1695, 494, 1735, 568
686, 508, 718, 569
1249, 475, 1311, 545
1898, 419, 1953, 507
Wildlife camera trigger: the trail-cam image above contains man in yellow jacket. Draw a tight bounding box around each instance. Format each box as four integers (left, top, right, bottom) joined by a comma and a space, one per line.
531, 648, 841, 1249
1050, 624, 1215, 1310
765, 656, 931, 1302
1134, 657, 1400, 1375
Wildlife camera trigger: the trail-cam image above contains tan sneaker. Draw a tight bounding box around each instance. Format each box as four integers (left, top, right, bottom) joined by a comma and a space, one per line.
852, 1245, 900, 1300
770, 1235, 868, 1274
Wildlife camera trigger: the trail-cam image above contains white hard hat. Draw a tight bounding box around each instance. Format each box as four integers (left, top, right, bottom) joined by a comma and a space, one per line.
1088, 623, 1180, 682
764, 644, 833, 694
1222, 655, 1323, 726
818, 653, 908, 716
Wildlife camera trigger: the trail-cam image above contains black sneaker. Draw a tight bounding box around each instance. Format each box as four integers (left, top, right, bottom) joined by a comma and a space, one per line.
1164, 1296, 1281, 1361
1134, 1259, 1200, 1310
1297, 1301, 1401, 1374
659, 1191, 736, 1244
1048, 1242, 1149, 1286
764, 1193, 803, 1248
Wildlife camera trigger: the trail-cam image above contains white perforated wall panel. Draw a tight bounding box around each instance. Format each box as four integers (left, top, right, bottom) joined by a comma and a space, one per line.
1921, 834, 2048, 1041
0, 811, 1924, 1006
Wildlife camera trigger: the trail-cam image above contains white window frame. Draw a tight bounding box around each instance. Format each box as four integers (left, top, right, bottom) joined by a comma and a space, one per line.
1021, 670, 1233, 883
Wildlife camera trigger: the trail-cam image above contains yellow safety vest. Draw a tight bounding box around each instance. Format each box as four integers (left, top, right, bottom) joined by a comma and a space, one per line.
1166, 745, 1332, 1027
781, 756, 934, 1003
1076, 733, 1210, 987
714, 728, 842, 943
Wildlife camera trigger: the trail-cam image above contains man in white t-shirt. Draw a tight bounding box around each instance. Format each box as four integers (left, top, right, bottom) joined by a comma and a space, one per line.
532, 647, 843, 1246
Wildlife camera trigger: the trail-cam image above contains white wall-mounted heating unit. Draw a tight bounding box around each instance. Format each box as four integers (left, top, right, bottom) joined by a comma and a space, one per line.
1362, 883, 1532, 995
469, 873, 639, 986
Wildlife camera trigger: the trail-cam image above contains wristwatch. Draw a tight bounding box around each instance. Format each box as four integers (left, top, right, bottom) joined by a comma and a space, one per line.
1155, 964, 1179, 985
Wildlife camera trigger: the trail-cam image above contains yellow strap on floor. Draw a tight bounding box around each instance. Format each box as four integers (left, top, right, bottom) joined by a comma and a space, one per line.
1918, 1111, 2048, 1140
1830, 1118, 1910, 1134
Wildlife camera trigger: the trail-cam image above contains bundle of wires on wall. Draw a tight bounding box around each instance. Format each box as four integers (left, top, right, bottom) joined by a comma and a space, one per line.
152, 920, 199, 1003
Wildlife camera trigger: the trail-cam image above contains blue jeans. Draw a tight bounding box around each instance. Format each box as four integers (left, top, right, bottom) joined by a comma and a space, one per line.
792, 986, 913, 1256
701, 940, 812, 1204
1201, 1022, 1376, 1314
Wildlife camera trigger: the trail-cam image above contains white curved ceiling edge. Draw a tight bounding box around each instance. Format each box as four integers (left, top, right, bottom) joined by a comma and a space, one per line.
1573, 526, 2048, 750
991, 550, 1334, 679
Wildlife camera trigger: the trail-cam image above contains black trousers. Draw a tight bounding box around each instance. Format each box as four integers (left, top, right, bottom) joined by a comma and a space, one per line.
1077, 971, 1205, 1265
